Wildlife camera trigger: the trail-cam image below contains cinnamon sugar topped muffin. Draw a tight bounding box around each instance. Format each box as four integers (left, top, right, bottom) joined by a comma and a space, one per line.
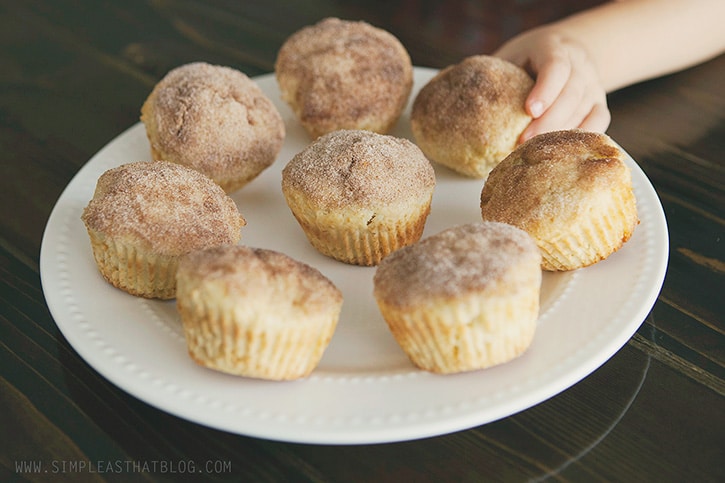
81, 161, 245, 299
282, 129, 435, 266
411, 55, 534, 178
141, 62, 285, 192
176, 245, 342, 380
373, 222, 542, 374
275, 17, 413, 138
480, 130, 638, 271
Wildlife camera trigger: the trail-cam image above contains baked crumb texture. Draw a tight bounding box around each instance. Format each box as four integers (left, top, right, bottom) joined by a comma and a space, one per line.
374, 222, 542, 374
176, 245, 342, 380
411, 55, 533, 178
141, 62, 285, 193
275, 17, 413, 138
480, 130, 639, 271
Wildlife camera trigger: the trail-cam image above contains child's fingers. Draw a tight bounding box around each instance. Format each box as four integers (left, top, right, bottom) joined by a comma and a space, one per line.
520, 75, 586, 141
520, 96, 609, 143
579, 102, 611, 132
525, 52, 571, 118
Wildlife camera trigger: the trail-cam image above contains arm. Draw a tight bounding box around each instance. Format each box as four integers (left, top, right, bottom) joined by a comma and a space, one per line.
494, 0, 725, 141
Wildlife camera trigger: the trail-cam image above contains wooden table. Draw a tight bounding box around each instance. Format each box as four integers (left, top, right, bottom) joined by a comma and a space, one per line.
2, 1, 723, 481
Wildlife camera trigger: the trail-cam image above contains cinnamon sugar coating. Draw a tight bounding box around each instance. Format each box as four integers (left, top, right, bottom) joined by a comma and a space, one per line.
176, 245, 342, 380
141, 62, 285, 192
281, 129, 436, 265
82, 161, 245, 256
480, 130, 639, 270
373, 222, 542, 374
411, 55, 533, 178
282, 129, 435, 208
374, 222, 541, 309
178, 245, 342, 317
275, 17, 413, 138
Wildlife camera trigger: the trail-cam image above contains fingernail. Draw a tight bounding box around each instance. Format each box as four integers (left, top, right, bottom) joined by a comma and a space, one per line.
529, 101, 544, 118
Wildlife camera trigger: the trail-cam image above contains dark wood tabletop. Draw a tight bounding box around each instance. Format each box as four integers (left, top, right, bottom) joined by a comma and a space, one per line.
2, 1, 723, 481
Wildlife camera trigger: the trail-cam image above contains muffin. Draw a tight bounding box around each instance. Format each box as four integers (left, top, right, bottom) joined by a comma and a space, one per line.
176, 245, 343, 380
275, 17, 413, 138
140, 62, 285, 192
81, 161, 245, 299
373, 222, 542, 374
480, 130, 639, 271
281, 129, 436, 266
411, 55, 534, 178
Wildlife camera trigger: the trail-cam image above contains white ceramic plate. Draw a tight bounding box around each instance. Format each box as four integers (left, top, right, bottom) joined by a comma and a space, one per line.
40, 68, 668, 444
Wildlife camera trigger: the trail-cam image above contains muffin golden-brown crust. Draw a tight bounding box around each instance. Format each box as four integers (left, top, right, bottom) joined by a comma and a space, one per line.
373, 222, 542, 374
480, 130, 639, 271
176, 245, 342, 380
281, 129, 436, 266
275, 17, 413, 138
141, 62, 285, 192
81, 161, 245, 298
411, 55, 533, 178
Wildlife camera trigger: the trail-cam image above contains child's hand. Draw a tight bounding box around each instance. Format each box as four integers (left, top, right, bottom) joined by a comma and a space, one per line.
494, 28, 611, 143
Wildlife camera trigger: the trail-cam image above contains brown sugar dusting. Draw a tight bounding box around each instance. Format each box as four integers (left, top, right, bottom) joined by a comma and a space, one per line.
373, 223, 541, 308
282, 130, 435, 207
81, 161, 244, 255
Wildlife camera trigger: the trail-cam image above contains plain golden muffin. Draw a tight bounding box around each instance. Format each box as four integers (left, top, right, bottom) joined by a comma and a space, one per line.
480, 130, 639, 271
275, 17, 413, 138
373, 222, 542, 374
411, 55, 534, 178
281, 129, 436, 266
141, 62, 285, 193
176, 245, 343, 380
81, 161, 245, 299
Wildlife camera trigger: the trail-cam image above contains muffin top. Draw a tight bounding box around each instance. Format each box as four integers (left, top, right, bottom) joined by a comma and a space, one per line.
177, 245, 342, 317
275, 17, 413, 137
140, 62, 284, 190
281, 129, 435, 208
412, 55, 533, 137
81, 161, 244, 255
480, 129, 632, 233
411, 55, 534, 177
373, 222, 541, 308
